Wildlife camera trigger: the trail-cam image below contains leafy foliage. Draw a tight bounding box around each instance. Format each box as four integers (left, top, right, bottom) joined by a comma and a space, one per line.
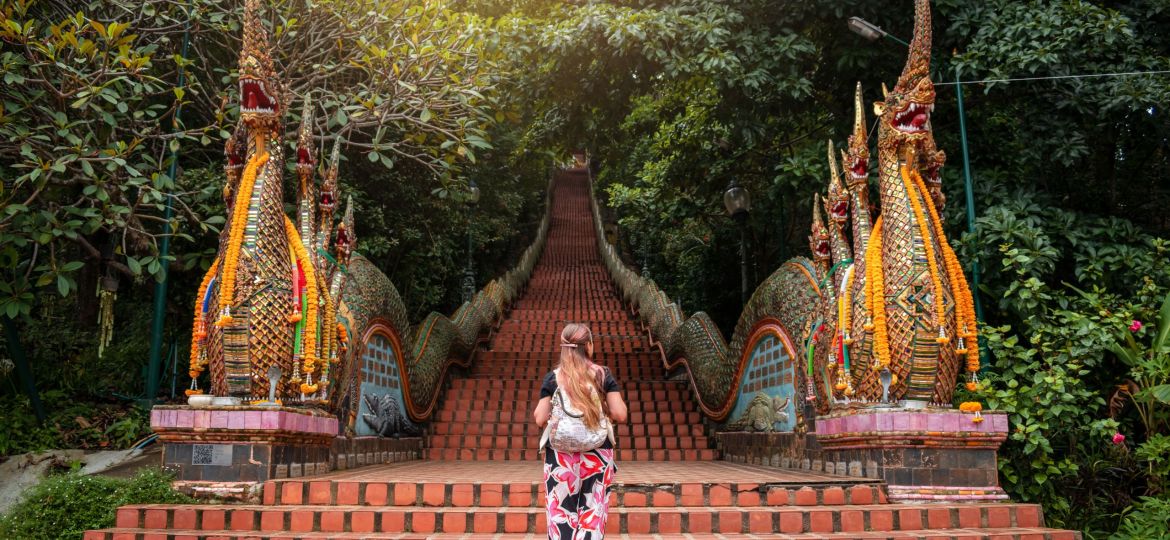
0, 468, 192, 540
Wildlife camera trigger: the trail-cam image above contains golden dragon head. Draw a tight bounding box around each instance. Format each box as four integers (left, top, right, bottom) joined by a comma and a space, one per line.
875, 0, 935, 153
843, 82, 870, 190
809, 193, 831, 265
222, 124, 247, 203
320, 137, 342, 213
826, 140, 849, 225
296, 95, 317, 175
919, 135, 948, 211
239, 0, 284, 131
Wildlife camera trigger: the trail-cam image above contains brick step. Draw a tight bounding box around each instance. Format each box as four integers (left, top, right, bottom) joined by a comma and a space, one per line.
489, 331, 645, 338
468, 368, 666, 379
433, 388, 691, 402
497, 320, 640, 331
447, 379, 686, 391
421, 448, 720, 461
267, 479, 885, 508
428, 422, 705, 438
108, 503, 1048, 535
471, 352, 658, 361
431, 409, 702, 425
83, 529, 1083, 540
436, 399, 695, 414
505, 311, 630, 321
424, 435, 712, 450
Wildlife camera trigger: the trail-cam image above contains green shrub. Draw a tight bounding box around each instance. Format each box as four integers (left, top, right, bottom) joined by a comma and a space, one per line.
0, 468, 193, 540
1111, 496, 1170, 540
0, 394, 152, 457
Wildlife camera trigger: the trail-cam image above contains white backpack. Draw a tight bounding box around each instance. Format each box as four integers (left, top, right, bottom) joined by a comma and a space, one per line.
540, 369, 614, 453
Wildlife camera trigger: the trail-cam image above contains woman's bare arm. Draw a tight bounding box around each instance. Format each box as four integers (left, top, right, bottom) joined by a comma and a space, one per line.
534, 396, 552, 428
606, 391, 628, 424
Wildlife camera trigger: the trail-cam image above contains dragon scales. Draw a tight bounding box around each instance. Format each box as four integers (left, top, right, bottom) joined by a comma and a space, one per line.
594, 0, 978, 431
186, 0, 549, 435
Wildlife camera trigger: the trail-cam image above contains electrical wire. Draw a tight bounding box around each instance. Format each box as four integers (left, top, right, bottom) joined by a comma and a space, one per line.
936, 69, 1170, 86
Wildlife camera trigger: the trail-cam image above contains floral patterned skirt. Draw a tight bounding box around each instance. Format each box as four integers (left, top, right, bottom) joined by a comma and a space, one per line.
543, 446, 617, 540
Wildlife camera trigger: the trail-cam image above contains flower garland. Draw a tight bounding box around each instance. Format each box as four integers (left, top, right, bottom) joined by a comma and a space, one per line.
909, 169, 981, 385
836, 264, 856, 395
864, 217, 892, 370
217, 146, 270, 326
840, 264, 856, 346
318, 283, 336, 394
899, 164, 949, 344
284, 216, 320, 395
187, 258, 221, 395
959, 401, 984, 423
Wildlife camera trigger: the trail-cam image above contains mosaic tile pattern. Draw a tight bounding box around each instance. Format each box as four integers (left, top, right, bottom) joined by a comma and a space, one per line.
356, 332, 404, 437
729, 333, 797, 432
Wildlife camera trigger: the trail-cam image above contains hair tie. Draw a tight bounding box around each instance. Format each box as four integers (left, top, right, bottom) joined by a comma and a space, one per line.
560, 342, 578, 348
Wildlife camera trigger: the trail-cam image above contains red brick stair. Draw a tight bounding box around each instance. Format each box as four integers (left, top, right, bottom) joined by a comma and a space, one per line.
426, 166, 710, 462
85, 169, 1080, 539
89, 459, 1074, 538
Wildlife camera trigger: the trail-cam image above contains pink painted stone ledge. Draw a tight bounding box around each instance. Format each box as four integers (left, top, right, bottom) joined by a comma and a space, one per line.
817, 408, 1008, 435
150, 406, 338, 435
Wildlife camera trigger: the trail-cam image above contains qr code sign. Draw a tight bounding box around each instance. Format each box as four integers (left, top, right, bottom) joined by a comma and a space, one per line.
191, 444, 232, 466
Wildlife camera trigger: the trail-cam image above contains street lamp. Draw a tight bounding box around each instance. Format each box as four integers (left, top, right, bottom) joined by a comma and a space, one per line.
462, 179, 480, 304
724, 179, 751, 305
847, 16, 909, 47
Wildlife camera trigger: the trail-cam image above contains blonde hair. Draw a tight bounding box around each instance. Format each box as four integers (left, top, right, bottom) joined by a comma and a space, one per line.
558, 322, 605, 429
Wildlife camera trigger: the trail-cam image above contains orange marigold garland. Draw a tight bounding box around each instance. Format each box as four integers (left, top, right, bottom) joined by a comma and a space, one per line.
284, 216, 320, 395
899, 164, 949, 345
909, 169, 981, 388
317, 282, 336, 396
187, 258, 221, 396
959, 401, 984, 423
865, 218, 893, 371
217, 147, 270, 326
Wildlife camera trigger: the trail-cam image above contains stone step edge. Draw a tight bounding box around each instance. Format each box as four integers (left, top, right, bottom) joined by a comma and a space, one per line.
85, 527, 1083, 540
265, 481, 886, 507
114, 503, 1047, 534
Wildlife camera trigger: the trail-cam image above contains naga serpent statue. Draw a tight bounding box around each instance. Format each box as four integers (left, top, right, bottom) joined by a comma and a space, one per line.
187, 0, 547, 434
595, 0, 978, 431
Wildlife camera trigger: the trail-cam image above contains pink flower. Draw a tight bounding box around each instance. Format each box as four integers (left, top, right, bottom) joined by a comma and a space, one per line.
1129, 320, 1143, 332
1112, 432, 1126, 445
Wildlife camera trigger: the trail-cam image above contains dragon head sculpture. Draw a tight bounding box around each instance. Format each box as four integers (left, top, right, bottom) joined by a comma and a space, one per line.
239, 0, 284, 132
809, 194, 831, 271
919, 135, 947, 212
222, 124, 247, 204
874, 0, 935, 156
320, 138, 340, 213
826, 140, 850, 225
844, 82, 870, 190
296, 95, 317, 174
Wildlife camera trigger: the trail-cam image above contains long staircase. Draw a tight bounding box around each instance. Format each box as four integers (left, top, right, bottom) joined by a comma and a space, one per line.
426, 166, 715, 463
86, 169, 1078, 539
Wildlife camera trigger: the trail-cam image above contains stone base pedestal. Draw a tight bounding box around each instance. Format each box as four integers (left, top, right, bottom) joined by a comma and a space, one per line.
151, 405, 338, 491
815, 407, 1009, 502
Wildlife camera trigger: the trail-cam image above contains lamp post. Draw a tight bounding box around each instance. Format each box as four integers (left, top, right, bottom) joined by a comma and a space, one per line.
723, 179, 751, 306
847, 16, 910, 47
462, 179, 480, 304
147, 6, 192, 405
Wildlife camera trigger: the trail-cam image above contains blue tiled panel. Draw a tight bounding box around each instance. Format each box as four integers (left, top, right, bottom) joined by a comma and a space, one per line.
729, 332, 797, 431
356, 332, 405, 436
